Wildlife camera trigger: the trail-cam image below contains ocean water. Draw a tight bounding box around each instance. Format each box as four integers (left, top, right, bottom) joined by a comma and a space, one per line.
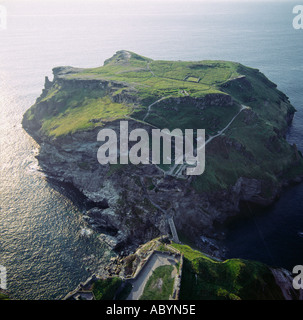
0, 0, 302, 299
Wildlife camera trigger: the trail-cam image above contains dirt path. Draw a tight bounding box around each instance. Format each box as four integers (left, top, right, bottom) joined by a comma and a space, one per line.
169, 104, 249, 176
147, 62, 155, 77
141, 94, 249, 178
143, 96, 171, 122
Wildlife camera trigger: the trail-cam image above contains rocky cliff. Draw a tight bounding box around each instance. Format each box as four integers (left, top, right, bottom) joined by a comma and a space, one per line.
22, 50, 303, 255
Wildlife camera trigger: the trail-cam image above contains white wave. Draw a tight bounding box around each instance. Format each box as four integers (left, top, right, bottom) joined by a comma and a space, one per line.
80, 228, 93, 237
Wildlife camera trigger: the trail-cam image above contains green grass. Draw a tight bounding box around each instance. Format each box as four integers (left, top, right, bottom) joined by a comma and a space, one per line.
137, 100, 239, 132
190, 104, 300, 193
92, 277, 122, 300
140, 265, 175, 300
186, 76, 200, 83
0, 292, 9, 300
221, 64, 295, 131
157, 244, 178, 254
64, 51, 238, 102
171, 243, 285, 300
24, 50, 303, 194
42, 95, 132, 137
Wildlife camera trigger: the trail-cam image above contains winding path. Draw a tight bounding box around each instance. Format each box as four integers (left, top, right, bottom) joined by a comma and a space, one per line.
168, 104, 249, 176
140, 87, 249, 178
147, 62, 155, 77
143, 96, 171, 122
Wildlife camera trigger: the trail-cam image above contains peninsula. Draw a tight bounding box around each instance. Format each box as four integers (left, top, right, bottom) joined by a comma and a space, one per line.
22, 51, 303, 299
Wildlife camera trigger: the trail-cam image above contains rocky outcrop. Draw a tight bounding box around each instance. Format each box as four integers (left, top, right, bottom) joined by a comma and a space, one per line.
270, 268, 302, 300
29, 120, 296, 254
221, 75, 253, 91
22, 55, 303, 256
232, 177, 275, 206
161, 93, 234, 109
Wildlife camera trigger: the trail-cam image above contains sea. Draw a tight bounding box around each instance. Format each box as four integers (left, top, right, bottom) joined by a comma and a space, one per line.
0, 0, 302, 299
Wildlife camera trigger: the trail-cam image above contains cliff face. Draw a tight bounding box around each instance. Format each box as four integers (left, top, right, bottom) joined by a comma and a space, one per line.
22, 51, 303, 254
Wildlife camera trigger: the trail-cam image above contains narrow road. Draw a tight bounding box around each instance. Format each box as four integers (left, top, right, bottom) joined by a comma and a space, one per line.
127, 252, 177, 300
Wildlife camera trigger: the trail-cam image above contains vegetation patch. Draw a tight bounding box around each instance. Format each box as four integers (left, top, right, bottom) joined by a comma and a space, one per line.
0, 292, 9, 300
92, 277, 122, 300
140, 265, 175, 300
41, 95, 132, 137
186, 76, 200, 83
23, 50, 303, 193
171, 243, 285, 300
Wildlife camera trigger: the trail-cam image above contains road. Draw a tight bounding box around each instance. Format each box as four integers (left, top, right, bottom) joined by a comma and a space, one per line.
127, 252, 177, 300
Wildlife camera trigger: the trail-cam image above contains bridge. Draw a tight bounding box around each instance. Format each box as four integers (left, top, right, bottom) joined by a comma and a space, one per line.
139, 176, 181, 244
168, 216, 181, 244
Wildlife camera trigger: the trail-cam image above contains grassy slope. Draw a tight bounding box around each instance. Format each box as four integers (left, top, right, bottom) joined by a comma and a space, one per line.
25, 84, 133, 137
192, 64, 302, 192
139, 265, 175, 300
92, 277, 122, 300
25, 51, 272, 137
24, 50, 241, 138
171, 243, 285, 300
24, 50, 303, 192
26, 50, 289, 137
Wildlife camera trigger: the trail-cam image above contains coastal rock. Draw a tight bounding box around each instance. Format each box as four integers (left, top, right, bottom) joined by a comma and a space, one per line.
270, 268, 302, 300
22, 51, 303, 254
232, 177, 274, 206
98, 233, 119, 249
